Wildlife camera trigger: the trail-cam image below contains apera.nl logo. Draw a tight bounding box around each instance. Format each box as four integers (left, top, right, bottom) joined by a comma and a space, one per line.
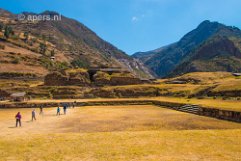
17, 13, 62, 22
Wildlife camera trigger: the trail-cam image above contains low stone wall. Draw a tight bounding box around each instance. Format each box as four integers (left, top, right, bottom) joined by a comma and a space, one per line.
199, 107, 241, 122
44, 72, 68, 86
207, 90, 241, 97
0, 100, 241, 123
110, 77, 142, 85
44, 71, 90, 86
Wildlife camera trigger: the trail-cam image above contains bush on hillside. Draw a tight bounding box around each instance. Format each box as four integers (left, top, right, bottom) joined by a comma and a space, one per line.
11, 57, 20, 64
0, 44, 5, 50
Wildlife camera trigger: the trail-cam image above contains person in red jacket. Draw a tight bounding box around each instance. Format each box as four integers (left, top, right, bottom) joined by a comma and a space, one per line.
15, 112, 22, 127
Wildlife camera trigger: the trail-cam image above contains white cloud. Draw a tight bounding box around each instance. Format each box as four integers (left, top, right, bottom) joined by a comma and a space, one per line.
131, 14, 147, 22
132, 16, 139, 22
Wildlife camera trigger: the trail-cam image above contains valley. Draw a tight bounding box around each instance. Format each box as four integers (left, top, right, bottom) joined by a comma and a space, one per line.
0, 6, 241, 161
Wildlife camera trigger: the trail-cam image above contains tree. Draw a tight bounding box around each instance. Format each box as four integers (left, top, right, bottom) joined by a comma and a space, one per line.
39, 43, 47, 55
23, 32, 29, 43
4, 26, 14, 39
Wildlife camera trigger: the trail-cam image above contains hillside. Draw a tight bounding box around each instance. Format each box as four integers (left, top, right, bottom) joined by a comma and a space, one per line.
170, 36, 241, 76
0, 9, 152, 78
133, 20, 241, 78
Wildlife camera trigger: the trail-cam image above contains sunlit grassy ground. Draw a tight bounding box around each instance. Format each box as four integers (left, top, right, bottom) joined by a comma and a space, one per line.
1, 130, 241, 161
0, 105, 241, 160
22, 96, 241, 111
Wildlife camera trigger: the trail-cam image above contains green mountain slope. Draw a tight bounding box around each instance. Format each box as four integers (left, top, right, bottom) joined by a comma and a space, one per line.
133, 20, 241, 78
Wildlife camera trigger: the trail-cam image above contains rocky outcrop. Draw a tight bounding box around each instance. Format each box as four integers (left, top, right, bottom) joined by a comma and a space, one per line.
44, 69, 91, 86
44, 72, 69, 86
93, 71, 143, 86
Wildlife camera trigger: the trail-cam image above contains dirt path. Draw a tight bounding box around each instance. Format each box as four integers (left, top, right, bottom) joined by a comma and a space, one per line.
0, 107, 76, 136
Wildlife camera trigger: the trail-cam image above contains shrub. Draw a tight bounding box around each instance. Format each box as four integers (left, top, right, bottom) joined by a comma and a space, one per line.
11, 57, 20, 64
39, 43, 47, 55
55, 61, 69, 70
30, 47, 39, 53
0, 44, 5, 50
197, 96, 205, 99
71, 58, 90, 68
4, 26, 14, 39
50, 49, 55, 56
222, 97, 230, 100
23, 32, 29, 43
11, 34, 19, 40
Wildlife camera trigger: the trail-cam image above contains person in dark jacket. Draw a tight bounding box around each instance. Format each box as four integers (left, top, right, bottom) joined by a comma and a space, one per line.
63, 104, 67, 115
57, 106, 61, 116
15, 112, 22, 127
32, 109, 36, 121
39, 105, 43, 115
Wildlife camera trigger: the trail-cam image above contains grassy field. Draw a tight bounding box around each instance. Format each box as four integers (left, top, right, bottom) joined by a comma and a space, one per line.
22, 96, 241, 111
0, 105, 241, 160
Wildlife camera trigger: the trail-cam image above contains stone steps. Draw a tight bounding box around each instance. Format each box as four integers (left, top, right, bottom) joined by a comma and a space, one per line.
176, 104, 200, 114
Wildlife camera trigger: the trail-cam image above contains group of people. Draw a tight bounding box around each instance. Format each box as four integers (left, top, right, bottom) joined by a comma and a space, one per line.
15, 101, 77, 127
56, 104, 68, 115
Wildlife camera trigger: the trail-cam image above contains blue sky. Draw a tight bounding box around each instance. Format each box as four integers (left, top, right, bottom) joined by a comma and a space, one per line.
0, 0, 241, 54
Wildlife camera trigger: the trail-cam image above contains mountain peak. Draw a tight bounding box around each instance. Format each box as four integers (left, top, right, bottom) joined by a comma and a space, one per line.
197, 20, 224, 30
40, 10, 60, 16
199, 20, 211, 25
133, 20, 241, 77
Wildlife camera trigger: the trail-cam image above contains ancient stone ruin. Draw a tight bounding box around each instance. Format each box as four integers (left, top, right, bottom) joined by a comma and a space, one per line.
44, 69, 90, 86
44, 68, 147, 86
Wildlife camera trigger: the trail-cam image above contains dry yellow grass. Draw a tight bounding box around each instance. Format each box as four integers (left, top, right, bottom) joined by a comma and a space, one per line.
212, 78, 241, 91
1, 130, 241, 161
0, 105, 241, 160
23, 96, 241, 111
0, 79, 43, 88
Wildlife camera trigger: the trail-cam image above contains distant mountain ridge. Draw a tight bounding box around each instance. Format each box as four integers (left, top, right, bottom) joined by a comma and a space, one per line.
0, 8, 153, 78
133, 20, 241, 77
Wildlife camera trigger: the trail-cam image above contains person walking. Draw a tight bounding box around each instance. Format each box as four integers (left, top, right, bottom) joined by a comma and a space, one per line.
63, 104, 67, 115
32, 109, 36, 121
15, 112, 22, 127
57, 106, 61, 116
39, 105, 43, 115
72, 101, 77, 108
